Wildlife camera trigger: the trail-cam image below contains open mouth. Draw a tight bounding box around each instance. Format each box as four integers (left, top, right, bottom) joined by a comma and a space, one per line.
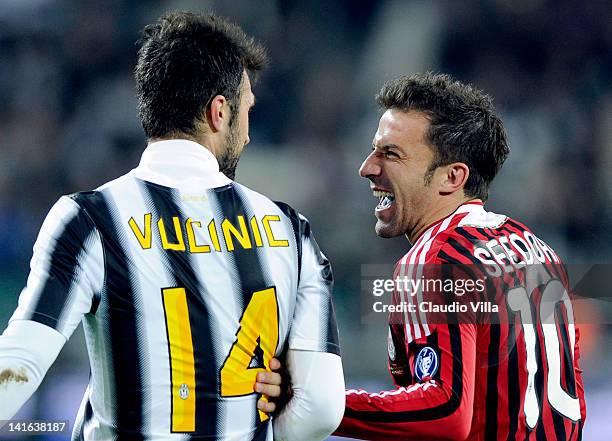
373, 190, 395, 211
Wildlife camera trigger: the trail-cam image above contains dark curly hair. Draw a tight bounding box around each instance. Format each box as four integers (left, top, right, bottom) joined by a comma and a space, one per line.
135, 11, 268, 139
376, 72, 509, 201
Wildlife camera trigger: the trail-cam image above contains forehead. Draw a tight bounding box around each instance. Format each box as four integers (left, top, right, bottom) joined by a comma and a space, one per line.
374, 109, 430, 149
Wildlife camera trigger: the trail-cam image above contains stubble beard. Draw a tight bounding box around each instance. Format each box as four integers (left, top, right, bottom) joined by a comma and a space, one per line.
375, 172, 432, 239
375, 219, 403, 239
218, 124, 242, 181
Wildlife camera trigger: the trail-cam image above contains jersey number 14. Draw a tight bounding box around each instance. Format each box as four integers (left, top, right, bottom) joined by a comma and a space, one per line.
161, 286, 279, 432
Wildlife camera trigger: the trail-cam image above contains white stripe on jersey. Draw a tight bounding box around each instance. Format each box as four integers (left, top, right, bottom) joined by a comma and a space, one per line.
399, 213, 460, 344
10, 197, 81, 333
399, 203, 486, 344
11, 196, 105, 340
56, 228, 103, 338
105, 177, 171, 438
415, 214, 458, 336
399, 223, 438, 342
346, 379, 439, 398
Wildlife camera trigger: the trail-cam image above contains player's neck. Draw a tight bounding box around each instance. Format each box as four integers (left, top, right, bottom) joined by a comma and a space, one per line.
406, 195, 478, 244
149, 132, 217, 156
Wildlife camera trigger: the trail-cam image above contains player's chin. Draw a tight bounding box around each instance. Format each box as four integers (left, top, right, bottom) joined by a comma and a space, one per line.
374, 220, 400, 238
374, 205, 401, 238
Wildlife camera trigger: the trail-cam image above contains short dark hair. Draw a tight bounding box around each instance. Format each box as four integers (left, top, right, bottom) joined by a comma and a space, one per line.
135, 11, 267, 139
376, 72, 509, 201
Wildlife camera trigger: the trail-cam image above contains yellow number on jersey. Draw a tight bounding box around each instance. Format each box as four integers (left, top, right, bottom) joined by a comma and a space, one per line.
162, 287, 196, 432
220, 287, 279, 422
163, 286, 280, 432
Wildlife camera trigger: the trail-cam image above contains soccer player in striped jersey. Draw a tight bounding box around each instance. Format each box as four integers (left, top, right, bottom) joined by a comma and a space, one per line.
334, 73, 586, 440
0, 12, 344, 441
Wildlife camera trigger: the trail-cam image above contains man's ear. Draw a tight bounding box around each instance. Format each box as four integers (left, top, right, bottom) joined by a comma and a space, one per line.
207, 95, 230, 133
438, 162, 470, 194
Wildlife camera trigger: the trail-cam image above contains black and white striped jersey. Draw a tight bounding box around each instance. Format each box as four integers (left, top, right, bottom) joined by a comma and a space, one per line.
10, 140, 340, 441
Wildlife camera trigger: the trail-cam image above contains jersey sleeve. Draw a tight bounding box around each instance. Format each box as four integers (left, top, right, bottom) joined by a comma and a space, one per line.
573, 326, 587, 425
337, 323, 476, 440
9, 196, 104, 340
273, 350, 345, 441
273, 202, 340, 356
336, 239, 478, 440
0, 320, 66, 421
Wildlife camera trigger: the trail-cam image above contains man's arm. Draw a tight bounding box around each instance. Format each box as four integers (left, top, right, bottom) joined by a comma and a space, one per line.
336, 241, 481, 441
336, 324, 476, 441
267, 205, 345, 439
0, 321, 66, 421
0, 196, 102, 423
262, 324, 475, 441
271, 350, 345, 441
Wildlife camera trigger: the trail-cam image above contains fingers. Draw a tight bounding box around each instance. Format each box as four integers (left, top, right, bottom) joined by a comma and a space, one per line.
254, 382, 281, 398
269, 357, 281, 371
253, 359, 286, 415
257, 371, 282, 386
257, 398, 276, 413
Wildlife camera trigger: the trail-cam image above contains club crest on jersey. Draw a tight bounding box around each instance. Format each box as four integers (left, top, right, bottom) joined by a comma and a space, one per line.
387, 330, 396, 362
179, 383, 190, 400
415, 347, 438, 381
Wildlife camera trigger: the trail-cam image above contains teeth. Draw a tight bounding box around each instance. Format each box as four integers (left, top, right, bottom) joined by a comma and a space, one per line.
375, 191, 395, 211
373, 190, 394, 198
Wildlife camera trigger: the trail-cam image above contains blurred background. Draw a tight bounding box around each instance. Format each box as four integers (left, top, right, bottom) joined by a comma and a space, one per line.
0, 0, 610, 439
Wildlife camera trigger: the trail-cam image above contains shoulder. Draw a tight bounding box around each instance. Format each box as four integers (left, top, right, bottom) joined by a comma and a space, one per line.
272, 200, 312, 234
425, 228, 481, 264
39, 175, 136, 238
60, 175, 136, 212
232, 184, 313, 236
62, 177, 136, 231
66, 190, 110, 222
233, 183, 294, 216
433, 209, 563, 266
422, 204, 509, 264
34, 194, 101, 252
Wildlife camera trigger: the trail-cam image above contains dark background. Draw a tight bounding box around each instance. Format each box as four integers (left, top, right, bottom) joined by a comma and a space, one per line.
1, 0, 610, 439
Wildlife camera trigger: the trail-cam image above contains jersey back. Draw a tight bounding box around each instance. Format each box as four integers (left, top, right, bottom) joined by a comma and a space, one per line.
388, 202, 586, 440
11, 175, 339, 440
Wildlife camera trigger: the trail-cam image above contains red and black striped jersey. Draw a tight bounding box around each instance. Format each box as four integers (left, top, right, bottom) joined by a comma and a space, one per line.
337, 200, 586, 441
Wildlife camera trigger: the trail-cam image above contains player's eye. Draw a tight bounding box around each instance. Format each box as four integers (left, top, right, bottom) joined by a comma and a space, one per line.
385, 151, 399, 159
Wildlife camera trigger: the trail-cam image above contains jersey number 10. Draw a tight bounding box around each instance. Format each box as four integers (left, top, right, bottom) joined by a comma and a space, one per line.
507, 279, 581, 429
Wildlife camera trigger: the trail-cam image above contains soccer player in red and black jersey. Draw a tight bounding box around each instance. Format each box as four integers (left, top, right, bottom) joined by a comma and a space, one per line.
334, 73, 586, 440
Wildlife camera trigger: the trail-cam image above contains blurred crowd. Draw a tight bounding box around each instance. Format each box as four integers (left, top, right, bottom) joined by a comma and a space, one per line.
1, 0, 611, 439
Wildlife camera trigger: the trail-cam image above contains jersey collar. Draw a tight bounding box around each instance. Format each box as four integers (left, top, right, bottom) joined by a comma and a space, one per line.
129, 139, 232, 190
411, 199, 484, 244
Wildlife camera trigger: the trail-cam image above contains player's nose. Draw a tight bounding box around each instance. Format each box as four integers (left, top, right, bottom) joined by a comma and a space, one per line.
359, 152, 382, 179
